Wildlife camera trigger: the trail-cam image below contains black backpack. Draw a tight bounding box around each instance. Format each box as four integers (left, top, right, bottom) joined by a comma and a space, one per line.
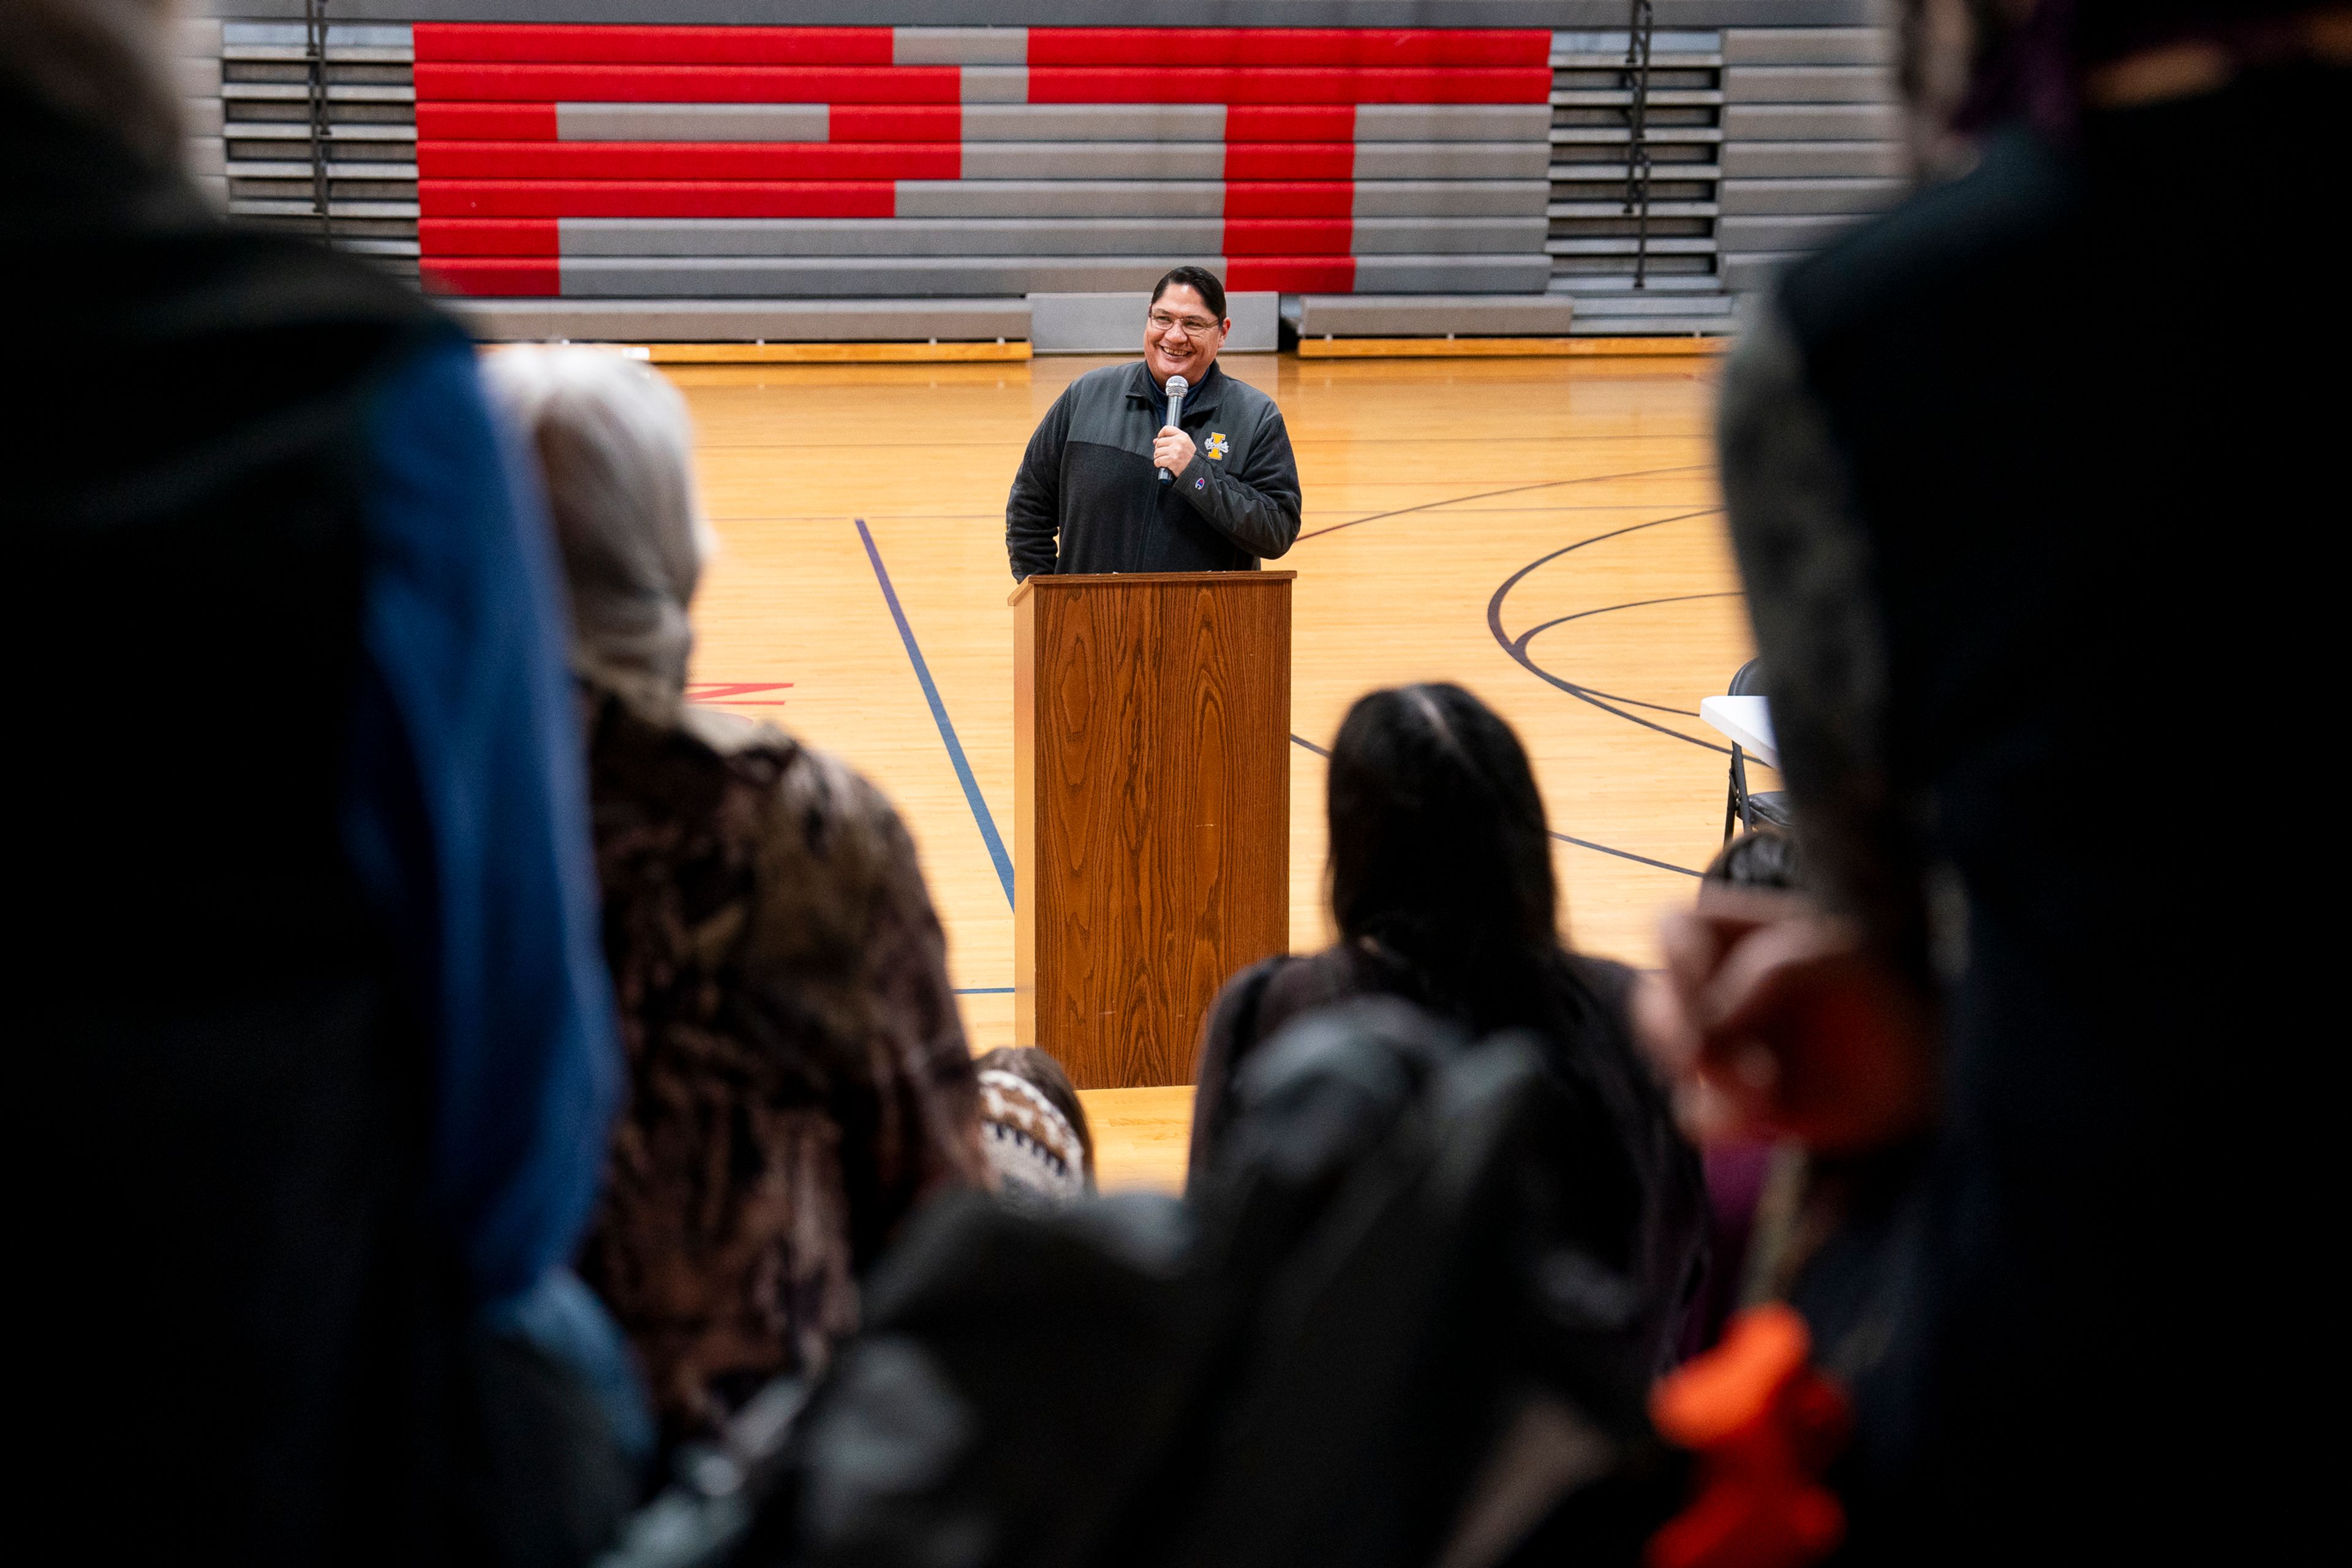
606, 1001, 1684, 1568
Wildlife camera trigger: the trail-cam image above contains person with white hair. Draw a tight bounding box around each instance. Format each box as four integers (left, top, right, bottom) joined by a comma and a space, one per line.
484, 347, 988, 1450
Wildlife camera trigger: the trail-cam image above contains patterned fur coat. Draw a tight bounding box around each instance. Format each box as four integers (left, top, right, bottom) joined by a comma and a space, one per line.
573, 684, 984, 1440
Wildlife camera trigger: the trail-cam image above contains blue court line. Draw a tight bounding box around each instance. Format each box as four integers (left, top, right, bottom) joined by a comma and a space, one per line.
854, 517, 1016, 906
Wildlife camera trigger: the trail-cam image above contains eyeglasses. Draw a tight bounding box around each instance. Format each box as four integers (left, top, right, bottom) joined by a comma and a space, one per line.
1148, 310, 1223, 339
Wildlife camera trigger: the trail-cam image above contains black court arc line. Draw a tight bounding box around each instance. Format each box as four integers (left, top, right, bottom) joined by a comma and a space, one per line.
1510, 591, 1747, 717
1294, 463, 1711, 543
1287, 733, 1698, 878
1487, 511, 1735, 755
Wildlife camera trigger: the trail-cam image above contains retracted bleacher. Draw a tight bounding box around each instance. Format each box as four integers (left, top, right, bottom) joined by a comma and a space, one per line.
199, 5, 1903, 346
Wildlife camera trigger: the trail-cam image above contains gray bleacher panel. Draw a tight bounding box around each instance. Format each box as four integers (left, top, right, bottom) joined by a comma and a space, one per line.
557, 104, 829, 141
1354, 144, 1551, 179
1724, 66, 1894, 103
893, 25, 1025, 66
1721, 252, 1803, 292
187, 139, 228, 176
1567, 293, 1738, 333
1722, 26, 1887, 66
1722, 140, 1902, 178
561, 255, 1180, 297
1716, 214, 1864, 252
960, 66, 1028, 104
1354, 105, 1551, 142
1291, 292, 1575, 336
559, 216, 1545, 257
184, 99, 226, 136
1352, 217, 1548, 253
216, 3, 1880, 25
1722, 103, 1900, 140
179, 16, 224, 53
1719, 177, 1903, 215
562, 216, 1228, 257
175, 53, 222, 97
1352, 255, 1555, 293
1354, 181, 1549, 217
456, 296, 1031, 343
962, 143, 1224, 179
1031, 291, 1277, 353
966, 104, 1224, 141
895, 180, 1226, 217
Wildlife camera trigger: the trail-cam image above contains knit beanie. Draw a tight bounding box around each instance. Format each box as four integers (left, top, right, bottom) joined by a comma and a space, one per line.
979, 1068, 1090, 1208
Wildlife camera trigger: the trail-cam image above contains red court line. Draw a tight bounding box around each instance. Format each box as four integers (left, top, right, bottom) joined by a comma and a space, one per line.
420, 179, 898, 218
413, 23, 892, 65
1026, 28, 1550, 67
421, 217, 558, 255
1224, 181, 1355, 218
419, 140, 961, 180
1224, 218, 1352, 255
418, 102, 557, 139
415, 64, 963, 104
423, 257, 559, 295
1226, 142, 1353, 180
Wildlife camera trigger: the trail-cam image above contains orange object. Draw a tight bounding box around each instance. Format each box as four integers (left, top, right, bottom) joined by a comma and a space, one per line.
1646, 1305, 1852, 1568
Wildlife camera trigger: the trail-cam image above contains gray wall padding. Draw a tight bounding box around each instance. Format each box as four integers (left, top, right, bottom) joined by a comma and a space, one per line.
1030, 290, 1278, 353
1721, 103, 1901, 140
960, 66, 1028, 104
961, 143, 1225, 179
1719, 176, 1904, 215
895, 179, 1227, 217
455, 296, 1032, 341
557, 103, 829, 141
1352, 180, 1548, 217
1715, 213, 1866, 252
892, 25, 1025, 65
1355, 104, 1551, 142
1290, 292, 1575, 336
556, 215, 1544, 257
562, 256, 1181, 296
214, 4, 1882, 26
1354, 143, 1550, 179
1353, 255, 1551, 293
1721, 140, 1902, 178
562, 217, 1230, 257
964, 104, 1225, 141
1723, 65, 1894, 102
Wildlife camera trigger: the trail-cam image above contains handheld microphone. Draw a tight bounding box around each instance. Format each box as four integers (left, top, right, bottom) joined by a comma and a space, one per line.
1158, 374, 1188, 481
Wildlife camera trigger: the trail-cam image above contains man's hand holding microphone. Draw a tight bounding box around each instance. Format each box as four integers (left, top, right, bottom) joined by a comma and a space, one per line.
1153, 424, 1197, 480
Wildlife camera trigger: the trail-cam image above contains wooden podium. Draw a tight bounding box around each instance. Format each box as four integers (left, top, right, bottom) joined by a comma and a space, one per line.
1009, 571, 1294, 1090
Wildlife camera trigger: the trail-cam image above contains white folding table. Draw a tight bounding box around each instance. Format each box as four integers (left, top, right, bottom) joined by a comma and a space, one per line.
1699, 694, 1778, 769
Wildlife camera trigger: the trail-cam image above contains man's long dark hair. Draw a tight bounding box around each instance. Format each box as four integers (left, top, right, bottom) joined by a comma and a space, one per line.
1325, 684, 1599, 1038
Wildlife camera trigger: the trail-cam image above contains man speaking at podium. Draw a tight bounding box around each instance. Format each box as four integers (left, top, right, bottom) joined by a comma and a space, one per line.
1006, 266, 1302, 581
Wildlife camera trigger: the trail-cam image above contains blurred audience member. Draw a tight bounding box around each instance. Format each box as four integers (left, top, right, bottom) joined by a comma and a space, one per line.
1676, 830, 1805, 1358
486, 347, 986, 1447
16, 2, 626, 1559
1649, 1, 2340, 1557
974, 1046, 1096, 1207
1189, 683, 1706, 1370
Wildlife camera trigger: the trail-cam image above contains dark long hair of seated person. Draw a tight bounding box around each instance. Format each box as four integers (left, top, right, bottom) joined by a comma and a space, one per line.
1188, 682, 1708, 1370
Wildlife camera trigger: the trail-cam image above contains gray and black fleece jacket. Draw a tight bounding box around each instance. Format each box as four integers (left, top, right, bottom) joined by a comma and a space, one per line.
1005, 360, 1302, 581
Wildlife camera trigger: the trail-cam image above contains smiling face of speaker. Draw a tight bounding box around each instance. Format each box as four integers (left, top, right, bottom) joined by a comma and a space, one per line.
1144, 284, 1230, 386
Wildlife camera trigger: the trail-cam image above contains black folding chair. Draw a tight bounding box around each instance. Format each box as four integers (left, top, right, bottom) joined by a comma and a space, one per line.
1721, 660, 1791, 843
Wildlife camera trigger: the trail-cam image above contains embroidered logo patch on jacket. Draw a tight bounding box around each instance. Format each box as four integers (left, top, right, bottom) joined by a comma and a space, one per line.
1205, 432, 1230, 461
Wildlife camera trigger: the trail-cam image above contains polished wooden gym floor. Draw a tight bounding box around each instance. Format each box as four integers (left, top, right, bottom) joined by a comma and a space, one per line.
668, 350, 1768, 1191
